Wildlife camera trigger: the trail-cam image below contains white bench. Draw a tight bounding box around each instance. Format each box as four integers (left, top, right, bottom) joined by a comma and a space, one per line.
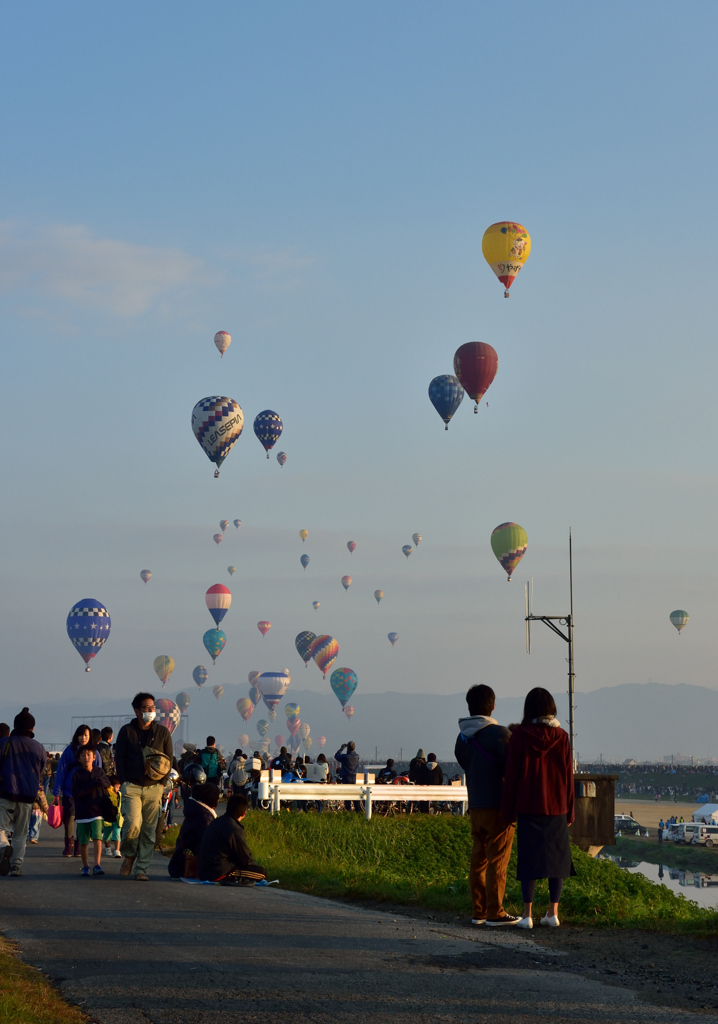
257, 776, 468, 820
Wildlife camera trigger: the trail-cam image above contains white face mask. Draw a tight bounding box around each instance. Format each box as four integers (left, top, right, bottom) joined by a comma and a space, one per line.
141, 710, 156, 723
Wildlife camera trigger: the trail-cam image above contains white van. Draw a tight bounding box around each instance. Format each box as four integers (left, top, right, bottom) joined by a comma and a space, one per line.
693, 824, 718, 847
675, 822, 701, 844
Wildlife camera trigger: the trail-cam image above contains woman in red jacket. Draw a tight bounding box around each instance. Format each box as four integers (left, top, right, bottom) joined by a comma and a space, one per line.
501, 687, 574, 929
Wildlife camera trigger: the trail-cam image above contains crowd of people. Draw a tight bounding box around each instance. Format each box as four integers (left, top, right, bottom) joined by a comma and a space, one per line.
1, 682, 576, 929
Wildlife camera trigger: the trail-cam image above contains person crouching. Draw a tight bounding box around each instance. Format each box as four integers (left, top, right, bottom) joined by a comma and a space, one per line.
198, 793, 266, 886
167, 783, 220, 879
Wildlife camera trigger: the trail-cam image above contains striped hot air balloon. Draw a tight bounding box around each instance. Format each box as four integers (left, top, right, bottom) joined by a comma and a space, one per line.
669, 610, 689, 634
205, 584, 231, 626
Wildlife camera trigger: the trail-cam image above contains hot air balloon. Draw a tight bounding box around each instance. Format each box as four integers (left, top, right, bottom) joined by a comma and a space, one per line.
238, 733, 249, 748
300, 529, 308, 542
193, 665, 208, 689
153, 655, 175, 688
388, 632, 399, 646
205, 584, 231, 626
428, 374, 464, 430
66, 599, 111, 672
220, 520, 229, 532
274, 734, 285, 748
156, 698, 181, 734
312, 601, 320, 611
213, 533, 223, 546
140, 569, 152, 584
212, 685, 223, 701
453, 342, 498, 413
267, 706, 277, 722
286, 717, 301, 737
482, 221, 531, 297
277, 451, 287, 467
300, 554, 310, 571
316, 736, 326, 749
253, 410, 283, 458
227, 566, 236, 576
300, 723, 310, 741
257, 620, 271, 637
257, 670, 291, 713
233, 519, 242, 528
249, 684, 261, 706
330, 667, 357, 707
236, 697, 254, 722
343, 706, 354, 720
295, 632, 316, 667
303, 737, 313, 751
341, 575, 352, 592
490, 522, 528, 582
214, 330, 231, 356
374, 590, 384, 604
285, 702, 300, 720
347, 541, 356, 554
248, 670, 260, 686
203, 629, 226, 664
412, 533, 422, 547
191, 396, 244, 477
310, 635, 339, 677
402, 545, 413, 558
176, 692, 190, 713
670, 610, 689, 634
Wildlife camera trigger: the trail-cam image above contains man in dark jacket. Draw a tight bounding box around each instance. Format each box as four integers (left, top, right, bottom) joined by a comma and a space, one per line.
0, 707, 47, 878
168, 782, 220, 878
200, 737, 222, 784
335, 742, 361, 811
198, 794, 266, 885
455, 684, 518, 927
114, 692, 173, 881
418, 754, 444, 814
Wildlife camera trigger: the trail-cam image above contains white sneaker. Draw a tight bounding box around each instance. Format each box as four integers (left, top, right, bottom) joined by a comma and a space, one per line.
540, 913, 560, 928
112, 850, 123, 858
516, 916, 533, 929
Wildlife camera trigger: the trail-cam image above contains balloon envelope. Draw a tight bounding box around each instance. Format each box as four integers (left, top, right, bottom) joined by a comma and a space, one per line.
300, 554, 310, 570
248, 670, 260, 685
274, 734, 285, 747
253, 410, 283, 457
257, 620, 271, 637
257, 670, 291, 711
233, 519, 242, 528
214, 330, 231, 356
66, 599, 111, 671
428, 374, 464, 429
300, 529, 308, 542
490, 522, 528, 581
402, 545, 413, 558
341, 575, 352, 591
312, 601, 320, 611
412, 533, 422, 547
212, 685, 223, 700
140, 569, 152, 584
286, 718, 301, 737
481, 221, 531, 296
343, 706, 354, 720
300, 722, 311, 741
453, 343, 498, 412
295, 632, 316, 666
153, 655, 175, 686
316, 736, 326, 749
347, 541, 356, 554
227, 566, 236, 576
330, 666, 358, 707
175, 691, 190, 713
155, 698, 181, 734
374, 590, 383, 604
249, 684, 261, 706
310, 635, 339, 677
213, 533, 223, 545
238, 733, 249, 748
388, 632, 399, 646
277, 451, 287, 467
203, 629, 226, 663
205, 584, 231, 626
193, 665, 208, 689
285, 702, 300, 720
670, 610, 689, 633
236, 697, 254, 722
192, 396, 244, 474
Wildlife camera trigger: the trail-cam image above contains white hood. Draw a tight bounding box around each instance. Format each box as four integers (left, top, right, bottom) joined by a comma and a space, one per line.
458, 715, 499, 739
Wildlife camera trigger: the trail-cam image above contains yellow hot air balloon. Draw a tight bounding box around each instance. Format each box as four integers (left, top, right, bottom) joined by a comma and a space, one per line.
300, 529, 308, 542
482, 222, 531, 297
153, 655, 175, 688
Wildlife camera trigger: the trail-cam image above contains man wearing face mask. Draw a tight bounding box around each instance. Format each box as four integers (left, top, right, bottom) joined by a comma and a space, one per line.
114, 693, 173, 881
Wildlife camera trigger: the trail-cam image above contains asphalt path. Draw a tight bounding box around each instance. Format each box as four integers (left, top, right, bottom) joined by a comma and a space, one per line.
1, 821, 716, 1024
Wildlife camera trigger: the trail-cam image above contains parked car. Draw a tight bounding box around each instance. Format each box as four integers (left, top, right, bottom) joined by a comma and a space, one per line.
662, 822, 680, 841
693, 824, 718, 848
614, 814, 643, 834
674, 822, 701, 844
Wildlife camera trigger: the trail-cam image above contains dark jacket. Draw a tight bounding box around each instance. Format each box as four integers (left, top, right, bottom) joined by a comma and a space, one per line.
376, 766, 397, 784
501, 723, 574, 824
52, 744, 101, 797
419, 760, 444, 786
71, 765, 110, 820
408, 754, 426, 783
97, 740, 115, 777
115, 718, 173, 787
455, 716, 511, 810
198, 812, 265, 882
168, 798, 216, 878
0, 732, 47, 804
334, 747, 360, 783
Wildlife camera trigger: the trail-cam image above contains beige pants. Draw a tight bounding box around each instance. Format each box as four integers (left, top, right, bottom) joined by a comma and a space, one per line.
0, 798, 32, 871
120, 782, 162, 874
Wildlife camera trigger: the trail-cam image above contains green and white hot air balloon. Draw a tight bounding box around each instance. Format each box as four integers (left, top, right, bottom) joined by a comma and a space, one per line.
669, 610, 689, 635
490, 522, 528, 582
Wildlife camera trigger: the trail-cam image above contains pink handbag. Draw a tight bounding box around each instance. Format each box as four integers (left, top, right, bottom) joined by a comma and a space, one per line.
47, 800, 63, 829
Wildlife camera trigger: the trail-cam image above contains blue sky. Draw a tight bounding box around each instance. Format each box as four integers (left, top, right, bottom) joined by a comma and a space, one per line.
1, 2, 717, 720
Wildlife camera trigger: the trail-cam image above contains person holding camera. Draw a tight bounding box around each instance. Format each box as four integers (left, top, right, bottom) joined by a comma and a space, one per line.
335, 742, 361, 812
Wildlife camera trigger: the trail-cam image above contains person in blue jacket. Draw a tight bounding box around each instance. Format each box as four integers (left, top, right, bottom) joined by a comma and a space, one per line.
335, 742, 362, 812
52, 724, 101, 858
0, 707, 47, 878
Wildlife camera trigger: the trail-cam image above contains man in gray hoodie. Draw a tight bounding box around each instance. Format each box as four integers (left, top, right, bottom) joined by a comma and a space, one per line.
455, 684, 518, 927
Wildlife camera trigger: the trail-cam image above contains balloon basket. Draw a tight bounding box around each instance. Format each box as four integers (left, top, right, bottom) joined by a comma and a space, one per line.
504, 290, 510, 298
85, 666, 90, 672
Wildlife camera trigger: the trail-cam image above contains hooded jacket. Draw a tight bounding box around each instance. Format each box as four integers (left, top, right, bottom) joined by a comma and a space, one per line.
408, 749, 426, 783
454, 716, 511, 810
419, 760, 444, 786
71, 765, 110, 821
198, 812, 265, 882
0, 732, 47, 804
114, 718, 174, 787
334, 747, 360, 783
500, 723, 574, 824
168, 797, 217, 878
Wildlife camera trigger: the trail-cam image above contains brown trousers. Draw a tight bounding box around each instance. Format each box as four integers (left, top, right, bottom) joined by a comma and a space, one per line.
469, 807, 515, 919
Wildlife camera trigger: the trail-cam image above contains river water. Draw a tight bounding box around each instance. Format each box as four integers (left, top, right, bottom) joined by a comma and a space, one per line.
602, 856, 718, 909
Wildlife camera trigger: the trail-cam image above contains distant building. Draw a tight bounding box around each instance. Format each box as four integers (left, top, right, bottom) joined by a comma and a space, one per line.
623, 758, 637, 767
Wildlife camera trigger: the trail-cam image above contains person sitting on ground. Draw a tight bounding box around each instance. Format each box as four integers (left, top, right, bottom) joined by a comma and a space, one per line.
376, 758, 397, 784
72, 744, 111, 877
198, 793, 266, 885
168, 782, 220, 878
0, 707, 47, 878
200, 737, 222, 785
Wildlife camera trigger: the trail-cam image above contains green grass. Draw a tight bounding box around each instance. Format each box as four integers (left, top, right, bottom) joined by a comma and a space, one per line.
0, 935, 89, 1024
244, 810, 718, 933
614, 835, 718, 873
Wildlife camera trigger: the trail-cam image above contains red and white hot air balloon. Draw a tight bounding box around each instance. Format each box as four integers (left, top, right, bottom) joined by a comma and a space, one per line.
205, 584, 231, 627
257, 620, 271, 637
343, 706, 354, 720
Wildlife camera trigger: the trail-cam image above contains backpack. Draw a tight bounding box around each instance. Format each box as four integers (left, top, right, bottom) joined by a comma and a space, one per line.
142, 746, 171, 782
200, 749, 220, 778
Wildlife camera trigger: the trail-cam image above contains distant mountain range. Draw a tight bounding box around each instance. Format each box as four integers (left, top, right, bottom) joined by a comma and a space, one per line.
2, 681, 716, 763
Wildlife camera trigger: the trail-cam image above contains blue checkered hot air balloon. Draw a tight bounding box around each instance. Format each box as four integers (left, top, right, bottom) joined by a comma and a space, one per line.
428, 375, 464, 430
66, 599, 111, 672
253, 410, 283, 458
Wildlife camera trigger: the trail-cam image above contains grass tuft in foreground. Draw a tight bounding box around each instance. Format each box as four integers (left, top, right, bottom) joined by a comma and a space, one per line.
245, 810, 718, 933
0, 935, 90, 1024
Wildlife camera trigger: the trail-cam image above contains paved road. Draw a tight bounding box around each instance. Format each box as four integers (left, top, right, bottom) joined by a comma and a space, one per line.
1, 825, 715, 1024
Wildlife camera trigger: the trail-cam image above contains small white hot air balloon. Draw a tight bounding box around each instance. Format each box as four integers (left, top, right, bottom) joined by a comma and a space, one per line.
214, 331, 231, 357
412, 533, 422, 547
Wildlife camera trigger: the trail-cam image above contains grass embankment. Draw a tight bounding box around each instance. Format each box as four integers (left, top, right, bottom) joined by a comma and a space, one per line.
0, 935, 89, 1024
244, 810, 718, 933
614, 835, 718, 873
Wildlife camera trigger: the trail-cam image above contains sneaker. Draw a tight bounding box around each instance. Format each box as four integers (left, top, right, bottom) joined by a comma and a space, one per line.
135, 871, 149, 881
516, 916, 533, 929
119, 856, 136, 876
112, 849, 123, 859
0, 846, 12, 876
80, 866, 90, 876
29, 839, 39, 845
92, 865, 105, 876
471, 918, 486, 926
9, 866, 22, 877
540, 913, 560, 928
485, 914, 521, 927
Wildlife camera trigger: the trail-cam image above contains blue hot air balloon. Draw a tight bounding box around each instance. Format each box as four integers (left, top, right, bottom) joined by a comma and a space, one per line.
203, 629, 226, 665
428, 375, 464, 430
330, 667, 358, 708
66, 598, 111, 672
300, 554, 310, 571
193, 665, 208, 689
388, 632, 399, 646
253, 410, 283, 458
